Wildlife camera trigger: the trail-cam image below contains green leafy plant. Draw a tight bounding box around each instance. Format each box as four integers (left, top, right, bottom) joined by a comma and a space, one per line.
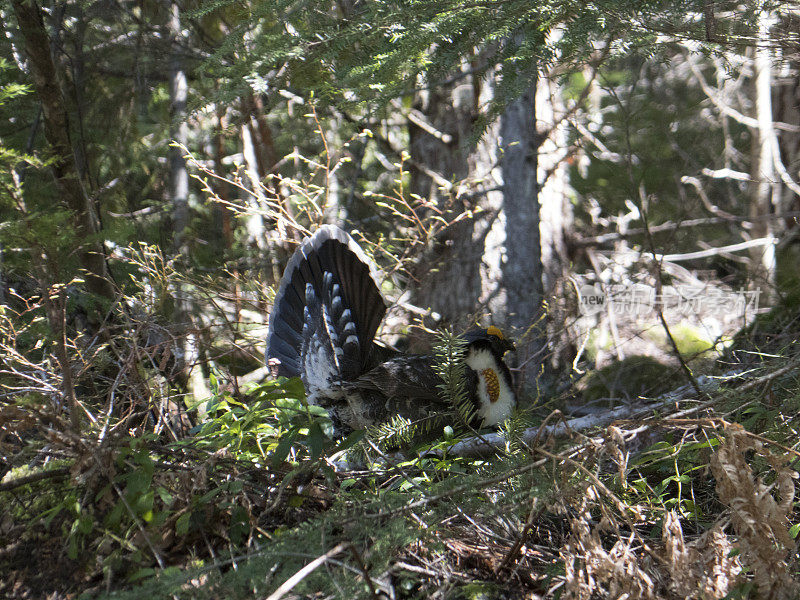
433, 328, 475, 426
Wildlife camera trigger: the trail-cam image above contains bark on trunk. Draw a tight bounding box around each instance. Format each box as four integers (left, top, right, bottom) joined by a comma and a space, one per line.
168, 0, 208, 412
749, 11, 778, 300
500, 76, 546, 388
11, 0, 115, 304
410, 76, 499, 327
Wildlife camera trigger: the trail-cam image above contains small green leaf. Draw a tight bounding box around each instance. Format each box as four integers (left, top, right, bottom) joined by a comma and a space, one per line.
305, 421, 328, 459
156, 486, 174, 505
334, 430, 365, 453
209, 372, 219, 394
41, 504, 63, 528
67, 536, 79, 560
176, 512, 192, 536
136, 490, 155, 515
271, 429, 299, 467
790, 523, 800, 539
77, 514, 93, 535
105, 502, 125, 528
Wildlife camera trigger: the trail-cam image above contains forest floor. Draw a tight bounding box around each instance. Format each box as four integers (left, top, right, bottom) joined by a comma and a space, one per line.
2, 293, 799, 599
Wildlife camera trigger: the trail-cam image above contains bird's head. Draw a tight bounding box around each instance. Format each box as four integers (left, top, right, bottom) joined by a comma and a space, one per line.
463, 325, 515, 360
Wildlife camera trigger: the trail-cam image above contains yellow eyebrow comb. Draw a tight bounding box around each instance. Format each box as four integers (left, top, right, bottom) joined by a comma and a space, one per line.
487, 325, 504, 339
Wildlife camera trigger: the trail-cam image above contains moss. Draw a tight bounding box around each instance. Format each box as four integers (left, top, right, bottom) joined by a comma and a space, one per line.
670, 323, 717, 359
582, 355, 675, 402
451, 582, 504, 599
645, 323, 717, 361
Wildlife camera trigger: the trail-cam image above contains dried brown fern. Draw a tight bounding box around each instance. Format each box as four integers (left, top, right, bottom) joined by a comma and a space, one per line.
709, 425, 797, 600
662, 510, 741, 598
560, 484, 657, 600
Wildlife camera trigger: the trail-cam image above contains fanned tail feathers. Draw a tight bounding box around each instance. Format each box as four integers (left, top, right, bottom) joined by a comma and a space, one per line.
266, 226, 387, 398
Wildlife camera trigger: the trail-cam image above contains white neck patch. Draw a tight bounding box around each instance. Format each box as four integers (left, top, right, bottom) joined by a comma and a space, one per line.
465, 347, 515, 426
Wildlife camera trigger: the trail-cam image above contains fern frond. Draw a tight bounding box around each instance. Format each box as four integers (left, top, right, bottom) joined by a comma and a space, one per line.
370, 414, 415, 450
497, 410, 526, 454
433, 328, 476, 426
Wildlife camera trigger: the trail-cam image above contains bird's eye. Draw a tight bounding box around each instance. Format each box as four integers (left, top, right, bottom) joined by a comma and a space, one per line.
487, 325, 504, 339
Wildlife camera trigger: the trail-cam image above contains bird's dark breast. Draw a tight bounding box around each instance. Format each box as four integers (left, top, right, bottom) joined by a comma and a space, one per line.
325, 356, 492, 432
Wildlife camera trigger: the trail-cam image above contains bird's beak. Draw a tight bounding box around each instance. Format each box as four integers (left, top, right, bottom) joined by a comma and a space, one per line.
502, 338, 516, 354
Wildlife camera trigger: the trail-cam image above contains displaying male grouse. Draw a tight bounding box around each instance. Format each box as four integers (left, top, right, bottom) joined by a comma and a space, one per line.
266, 225, 516, 432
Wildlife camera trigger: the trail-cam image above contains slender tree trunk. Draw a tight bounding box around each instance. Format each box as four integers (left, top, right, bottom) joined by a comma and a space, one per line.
214, 107, 235, 248
240, 120, 268, 251
168, 0, 207, 412
500, 75, 546, 388
749, 10, 778, 299
213, 107, 245, 325
169, 0, 190, 253
243, 92, 279, 178
71, 6, 90, 185
11, 0, 115, 304
772, 12, 800, 295
536, 61, 574, 371
536, 72, 572, 295
241, 93, 294, 286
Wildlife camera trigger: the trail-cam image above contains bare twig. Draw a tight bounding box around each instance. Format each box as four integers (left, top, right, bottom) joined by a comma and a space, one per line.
494, 497, 541, 573
265, 543, 348, 600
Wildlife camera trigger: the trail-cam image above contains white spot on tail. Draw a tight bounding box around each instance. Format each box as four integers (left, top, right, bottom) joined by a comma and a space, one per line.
302, 330, 340, 405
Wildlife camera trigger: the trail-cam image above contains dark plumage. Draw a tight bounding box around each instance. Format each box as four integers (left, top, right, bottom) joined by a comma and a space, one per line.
266, 226, 516, 432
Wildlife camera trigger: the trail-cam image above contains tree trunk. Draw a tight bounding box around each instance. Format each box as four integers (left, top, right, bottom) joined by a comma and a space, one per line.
772, 12, 800, 297
749, 10, 778, 299
536, 71, 572, 296
241, 93, 295, 286
536, 61, 574, 371
168, 0, 208, 412
499, 75, 546, 388
410, 74, 499, 328
169, 0, 190, 253
240, 119, 268, 252
11, 0, 115, 304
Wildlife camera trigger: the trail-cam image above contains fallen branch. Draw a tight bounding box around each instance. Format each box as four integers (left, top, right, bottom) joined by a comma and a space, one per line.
656, 237, 776, 262
447, 373, 731, 458
0, 466, 70, 492
573, 211, 800, 248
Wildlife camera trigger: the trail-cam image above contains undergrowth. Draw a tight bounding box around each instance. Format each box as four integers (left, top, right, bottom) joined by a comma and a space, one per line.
3, 122, 800, 599
5, 364, 800, 599
3, 249, 800, 599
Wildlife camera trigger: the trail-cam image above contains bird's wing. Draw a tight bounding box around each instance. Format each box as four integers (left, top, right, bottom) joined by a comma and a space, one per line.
348, 355, 444, 403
